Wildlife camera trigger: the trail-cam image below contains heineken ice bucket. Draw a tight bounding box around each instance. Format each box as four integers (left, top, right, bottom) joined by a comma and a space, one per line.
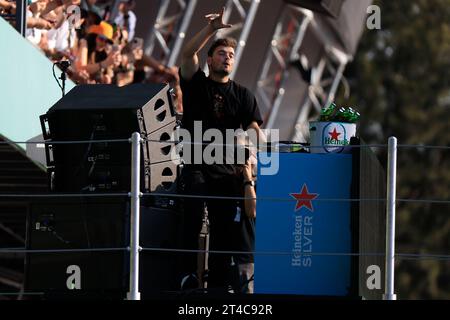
309, 121, 356, 154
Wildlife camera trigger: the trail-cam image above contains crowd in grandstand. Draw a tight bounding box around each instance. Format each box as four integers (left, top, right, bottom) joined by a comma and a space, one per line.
0, 0, 183, 111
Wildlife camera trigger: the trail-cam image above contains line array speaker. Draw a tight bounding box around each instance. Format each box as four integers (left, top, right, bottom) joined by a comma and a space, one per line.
39, 84, 182, 197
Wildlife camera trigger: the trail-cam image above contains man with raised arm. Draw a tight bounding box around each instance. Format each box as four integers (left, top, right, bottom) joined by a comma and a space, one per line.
177, 7, 264, 292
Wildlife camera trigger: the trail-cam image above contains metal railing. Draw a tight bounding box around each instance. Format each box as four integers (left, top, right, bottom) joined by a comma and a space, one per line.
0, 134, 449, 300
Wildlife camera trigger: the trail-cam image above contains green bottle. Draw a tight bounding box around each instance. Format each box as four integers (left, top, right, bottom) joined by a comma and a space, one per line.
318, 103, 360, 123
319, 102, 336, 121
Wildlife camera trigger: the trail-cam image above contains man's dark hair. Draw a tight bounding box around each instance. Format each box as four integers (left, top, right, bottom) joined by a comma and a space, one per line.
207, 37, 237, 57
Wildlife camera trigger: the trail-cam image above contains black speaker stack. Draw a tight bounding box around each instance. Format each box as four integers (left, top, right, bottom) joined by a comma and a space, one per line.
39, 83, 181, 202
25, 197, 182, 299
25, 84, 185, 299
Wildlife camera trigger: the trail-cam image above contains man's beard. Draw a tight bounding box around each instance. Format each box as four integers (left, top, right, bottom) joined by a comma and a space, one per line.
210, 65, 231, 77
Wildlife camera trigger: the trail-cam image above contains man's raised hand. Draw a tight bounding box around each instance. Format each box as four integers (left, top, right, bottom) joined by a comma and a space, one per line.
205, 7, 232, 30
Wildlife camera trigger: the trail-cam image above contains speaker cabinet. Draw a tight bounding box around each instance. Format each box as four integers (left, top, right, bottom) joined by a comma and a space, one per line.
146, 120, 182, 164
139, 206, 182, 297
39, 84, 180, 194
25, 198, 182, 298
25, 197, 129, 295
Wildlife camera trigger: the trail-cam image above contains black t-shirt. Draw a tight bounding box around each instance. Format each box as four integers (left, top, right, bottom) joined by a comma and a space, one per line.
179, 68, 263, 178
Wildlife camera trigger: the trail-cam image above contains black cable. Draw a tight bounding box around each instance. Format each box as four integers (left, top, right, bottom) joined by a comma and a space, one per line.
52, 63, 63, 91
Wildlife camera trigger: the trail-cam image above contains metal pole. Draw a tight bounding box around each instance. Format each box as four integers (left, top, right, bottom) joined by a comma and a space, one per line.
15, 0, 27, 37
167, 0, 197, 67
265, 14, 312, 129
291, 57, 326, 141
383, 136, 397, 300
230, 0, 260, 79
127, 132, 141, 300
145, 0, 171, 57
324, 61, 346, 107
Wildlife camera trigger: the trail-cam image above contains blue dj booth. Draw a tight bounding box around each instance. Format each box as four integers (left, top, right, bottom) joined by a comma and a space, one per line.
254, 146, 386, 299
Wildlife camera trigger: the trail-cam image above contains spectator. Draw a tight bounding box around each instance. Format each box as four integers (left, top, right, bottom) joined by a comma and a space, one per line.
25, 0, 80, 46
44, 6, 79, 57
111, 23, 128, 47
113, 0, 136, 40
134, 50, 183, 113
114, 40, 139, 86
75, 21, 121, 83
14, 0, 183, 112
26, 0, 50, 46
0, 0, 16, 14
37, 0, 81, 17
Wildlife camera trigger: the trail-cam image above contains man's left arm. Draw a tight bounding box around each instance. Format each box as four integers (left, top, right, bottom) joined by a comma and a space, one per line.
246, 121, 267, 146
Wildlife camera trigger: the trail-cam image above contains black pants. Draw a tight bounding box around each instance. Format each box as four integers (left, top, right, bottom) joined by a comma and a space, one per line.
206, 180, 237, 290
179, 166, 239, 290
178, 167, 206, 281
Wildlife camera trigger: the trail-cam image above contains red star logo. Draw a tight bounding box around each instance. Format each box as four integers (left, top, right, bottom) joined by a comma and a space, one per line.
329, 128, 341, 140
289, 184, 319, 212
